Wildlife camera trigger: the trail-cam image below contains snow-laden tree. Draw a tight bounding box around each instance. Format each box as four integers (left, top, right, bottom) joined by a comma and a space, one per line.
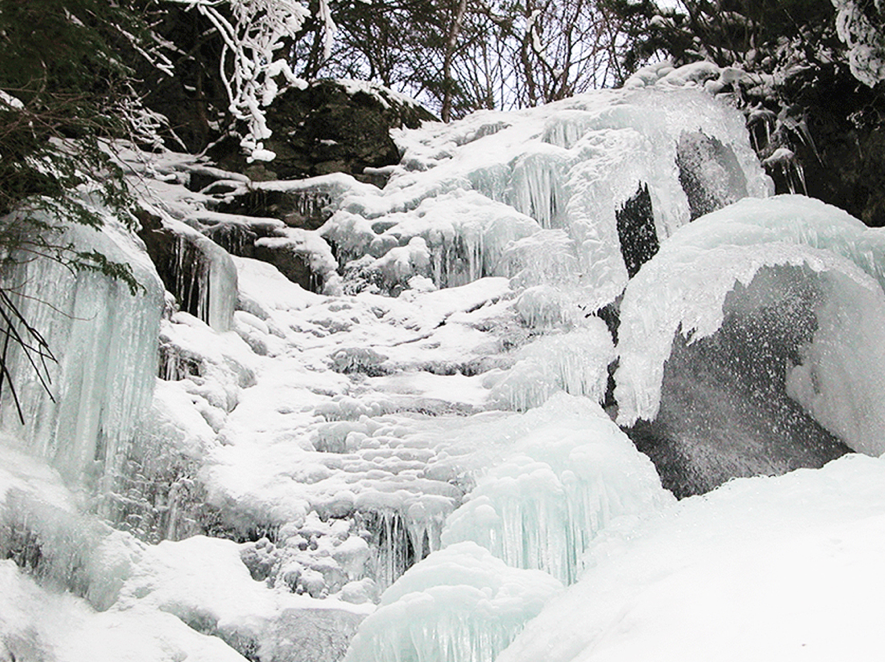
169, 0, 336, 160
832, 0, 885, 86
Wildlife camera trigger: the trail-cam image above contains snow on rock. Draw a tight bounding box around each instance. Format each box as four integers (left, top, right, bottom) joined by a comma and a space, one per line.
615, 195, 885, 460
0, 446, 246, 662
343, 541, 562, 662
9, 78, 874, 662
118, 535, 371, 660
497, 454, 885, 662
322, 190, 542, 293
0, 559, 249, 662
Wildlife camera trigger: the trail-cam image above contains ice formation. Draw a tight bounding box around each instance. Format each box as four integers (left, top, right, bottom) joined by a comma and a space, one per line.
484, 321, 614, 411
497, 453, 885, 662
0, 212, 164, 489
343, 542, 562, 662
616, 195, 885, 460
441, 395, 671, 585
5, 67, 885, 662
321, 85, 770, 309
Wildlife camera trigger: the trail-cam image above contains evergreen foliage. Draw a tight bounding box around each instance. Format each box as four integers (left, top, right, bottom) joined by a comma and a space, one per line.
0, 0, 150, 418
0, 0, 143, 270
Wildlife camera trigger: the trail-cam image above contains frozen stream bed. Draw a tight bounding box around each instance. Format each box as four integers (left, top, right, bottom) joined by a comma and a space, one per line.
4, 66, 885, 661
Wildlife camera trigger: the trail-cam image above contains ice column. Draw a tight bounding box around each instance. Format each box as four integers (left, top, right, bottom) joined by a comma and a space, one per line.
0, 216, 164, 491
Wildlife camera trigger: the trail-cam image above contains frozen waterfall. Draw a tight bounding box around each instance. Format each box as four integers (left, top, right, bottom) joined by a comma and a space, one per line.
4, 67, 885, 662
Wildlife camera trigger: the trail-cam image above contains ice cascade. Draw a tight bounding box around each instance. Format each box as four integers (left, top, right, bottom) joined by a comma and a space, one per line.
0, 212, 164, 489
321, 87, 770, 309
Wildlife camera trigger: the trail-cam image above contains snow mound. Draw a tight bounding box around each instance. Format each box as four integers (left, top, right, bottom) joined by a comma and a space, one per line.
498, 453, 885, 662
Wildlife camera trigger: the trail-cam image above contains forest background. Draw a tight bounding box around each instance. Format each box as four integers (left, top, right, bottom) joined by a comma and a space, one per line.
2, 0, 885, 263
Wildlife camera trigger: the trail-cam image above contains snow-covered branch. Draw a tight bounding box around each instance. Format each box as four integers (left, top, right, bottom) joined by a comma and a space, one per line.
169, 0, 336, 161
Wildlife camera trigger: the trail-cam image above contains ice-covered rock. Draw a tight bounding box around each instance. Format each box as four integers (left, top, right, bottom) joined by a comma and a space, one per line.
322, 86, 770, 305
11, 74, 885, 662
138, 206, 237, 331
616, 195, 885, 495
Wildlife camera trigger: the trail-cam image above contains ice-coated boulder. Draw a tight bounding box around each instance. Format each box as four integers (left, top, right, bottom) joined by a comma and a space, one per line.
616, 195, 885, 495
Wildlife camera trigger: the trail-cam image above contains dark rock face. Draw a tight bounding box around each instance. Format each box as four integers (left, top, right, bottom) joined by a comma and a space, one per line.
616, 182, 658, 278
219, 184, 338, 231
136, 208, 237, 330
759, 64, 885, 227
210, 79, 437, 183
677, 131, 748, 221
624, 265, 851, 498
253, 242, 318, 291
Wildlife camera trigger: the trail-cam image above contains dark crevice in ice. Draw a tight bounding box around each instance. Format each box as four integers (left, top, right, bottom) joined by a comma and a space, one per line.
616, 182, 659, 279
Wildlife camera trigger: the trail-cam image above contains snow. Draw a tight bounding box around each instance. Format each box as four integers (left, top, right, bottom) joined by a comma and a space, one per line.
0, 560, 250, 662
5, 74, 885, 662
833, 0, 885, 86
497, 454, 885, 662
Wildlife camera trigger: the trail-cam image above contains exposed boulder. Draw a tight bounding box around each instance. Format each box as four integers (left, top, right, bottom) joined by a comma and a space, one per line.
210, 79, 437, 184
623, 265, 852, 498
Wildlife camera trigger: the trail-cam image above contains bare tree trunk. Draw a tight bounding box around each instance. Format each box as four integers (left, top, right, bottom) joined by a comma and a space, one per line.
442, 0, 469, 122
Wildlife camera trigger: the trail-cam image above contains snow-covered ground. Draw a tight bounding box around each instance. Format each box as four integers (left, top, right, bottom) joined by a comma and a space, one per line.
3, 66, 885, 661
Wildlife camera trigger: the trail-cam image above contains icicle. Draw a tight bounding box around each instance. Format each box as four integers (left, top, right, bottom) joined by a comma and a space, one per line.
344, 542, 562, 662
0, 215, 164, 491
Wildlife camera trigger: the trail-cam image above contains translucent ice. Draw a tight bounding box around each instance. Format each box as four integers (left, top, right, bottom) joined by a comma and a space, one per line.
442, 395, 671, 584
485, 322, 615, 411
343, 541, 562, 662
0, 212, 164, 489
